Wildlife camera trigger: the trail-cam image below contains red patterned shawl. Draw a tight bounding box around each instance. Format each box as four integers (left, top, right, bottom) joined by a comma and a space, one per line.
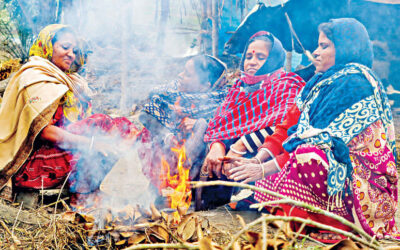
204, 69, 305, 142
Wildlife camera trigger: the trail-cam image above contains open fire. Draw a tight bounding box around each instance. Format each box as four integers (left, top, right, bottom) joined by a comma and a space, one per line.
159, 145, 192, 223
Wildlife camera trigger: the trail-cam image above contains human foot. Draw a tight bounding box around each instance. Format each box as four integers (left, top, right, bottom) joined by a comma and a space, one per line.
309, 230, 345, 243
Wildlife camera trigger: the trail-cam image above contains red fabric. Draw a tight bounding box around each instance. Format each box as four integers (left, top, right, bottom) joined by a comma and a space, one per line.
66, 113, 137, 138
259, 104, 301, 168
14, 145, 74, 189
274, 204, 353, 233
15, 111, 139, 189
204, 69, 305, 142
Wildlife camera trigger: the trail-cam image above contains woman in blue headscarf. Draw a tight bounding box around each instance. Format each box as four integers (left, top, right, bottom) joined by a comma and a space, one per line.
231, 18, 399, 242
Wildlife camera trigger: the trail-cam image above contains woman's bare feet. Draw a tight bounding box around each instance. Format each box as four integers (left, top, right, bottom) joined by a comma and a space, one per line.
310, 231, 343, 241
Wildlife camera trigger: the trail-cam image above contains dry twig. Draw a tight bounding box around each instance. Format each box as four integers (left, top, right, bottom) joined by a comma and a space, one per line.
192, 180, 380, 248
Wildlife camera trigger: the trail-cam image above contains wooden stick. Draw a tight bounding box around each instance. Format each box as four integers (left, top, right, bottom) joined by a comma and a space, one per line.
40, 197, 70, 209
11, 202, 23, 235
1, 219, 21, 245
192, 180, 379, 247
262, 219, 267, 250
224, 214, 380, 250
296, 233, 327, 246
124, 243, 199, 249
54, 172, 71, 214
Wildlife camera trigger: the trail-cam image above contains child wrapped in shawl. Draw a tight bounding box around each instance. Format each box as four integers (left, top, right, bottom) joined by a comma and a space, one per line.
197, 31, 305, 210
138, 55, 227, 190
0, 24, 138, 202
236, 18, 399, 242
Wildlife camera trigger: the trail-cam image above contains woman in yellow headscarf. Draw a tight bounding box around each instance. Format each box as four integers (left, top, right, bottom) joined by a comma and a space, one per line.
0, 24, 138, 201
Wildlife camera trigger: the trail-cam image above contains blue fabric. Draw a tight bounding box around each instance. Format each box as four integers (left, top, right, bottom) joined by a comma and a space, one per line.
239, 32, 286, 75
284, 63, 394, 197
282, 18, 394, 197
329, 18, 373, 68
304, 67, 373, 129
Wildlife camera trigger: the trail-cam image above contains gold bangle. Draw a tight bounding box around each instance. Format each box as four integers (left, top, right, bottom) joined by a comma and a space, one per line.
230, 145, 246, 155
254, 155, 262, 165
261, 163, 265, 178
254, 155, 264, 178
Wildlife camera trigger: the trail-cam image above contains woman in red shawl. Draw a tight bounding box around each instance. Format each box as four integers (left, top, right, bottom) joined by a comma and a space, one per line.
197, 31, 305, 209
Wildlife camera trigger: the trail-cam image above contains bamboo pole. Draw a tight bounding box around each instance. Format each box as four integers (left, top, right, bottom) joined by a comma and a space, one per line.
211, 0, 220, 57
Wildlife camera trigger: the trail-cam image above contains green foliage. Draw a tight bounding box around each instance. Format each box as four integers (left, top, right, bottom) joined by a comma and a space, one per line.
0, 0, 62, 62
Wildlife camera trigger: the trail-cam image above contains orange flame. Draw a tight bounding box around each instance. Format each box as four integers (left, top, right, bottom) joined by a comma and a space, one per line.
160, 145, 192, 222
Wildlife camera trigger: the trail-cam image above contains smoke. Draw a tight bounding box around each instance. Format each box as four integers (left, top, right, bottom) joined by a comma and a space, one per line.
61, 0, 202, 112
54, 0, 206, 215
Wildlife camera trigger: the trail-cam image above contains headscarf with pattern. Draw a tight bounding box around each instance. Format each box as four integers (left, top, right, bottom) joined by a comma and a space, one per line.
29, 24, 86, 73
29, 24, 93, 121
204, 31, 305, 142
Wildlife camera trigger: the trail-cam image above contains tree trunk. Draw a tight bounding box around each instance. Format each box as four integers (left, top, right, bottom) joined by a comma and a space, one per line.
211, 0, 219, 57
156, 0, 170, 54
199, 0, 212, 54
286, 51, 293, 72
120, 6, 129, 112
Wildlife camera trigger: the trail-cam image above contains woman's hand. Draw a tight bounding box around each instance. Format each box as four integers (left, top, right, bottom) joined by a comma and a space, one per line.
223, 141, 248, 174
202, 142, 226, 178
178, 117, 197, 133
223, 156, 258, 178
228, 160, 279, 183
91, 137, 120, 157
41, 125, 119, 157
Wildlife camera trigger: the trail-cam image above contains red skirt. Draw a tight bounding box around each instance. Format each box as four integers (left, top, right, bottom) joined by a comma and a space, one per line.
14, 113, 139, 190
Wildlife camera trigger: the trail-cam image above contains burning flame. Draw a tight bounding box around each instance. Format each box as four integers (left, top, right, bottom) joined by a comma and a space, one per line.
160, 145, 192, 222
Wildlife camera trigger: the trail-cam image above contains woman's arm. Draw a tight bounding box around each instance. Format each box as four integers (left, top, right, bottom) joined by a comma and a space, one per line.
41, 125, 117, 156
259, 104, 301, 159
41, 125, 88, 146
202, 141, 226, 178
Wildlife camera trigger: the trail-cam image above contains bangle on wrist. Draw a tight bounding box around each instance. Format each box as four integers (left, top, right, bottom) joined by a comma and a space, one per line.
164, 133, 174, 145
261, 163, 265, 178
254, 155, 262, 164
254, 155, 265, 178
89, 136, 95, 151
229, 144, 246, 155
209, 141, 226, 151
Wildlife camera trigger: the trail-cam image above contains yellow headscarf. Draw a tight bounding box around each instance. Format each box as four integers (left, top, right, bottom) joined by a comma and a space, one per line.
29, 24, 86, 73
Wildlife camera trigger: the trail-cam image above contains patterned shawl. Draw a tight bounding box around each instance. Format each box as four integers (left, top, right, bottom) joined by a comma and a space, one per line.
204, 31, 305, 142
283, 18, 394, 198
143, 81, 228, 132
284, 63, 395, 196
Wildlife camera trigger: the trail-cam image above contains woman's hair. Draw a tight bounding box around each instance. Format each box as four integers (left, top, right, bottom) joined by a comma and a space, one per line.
191, 55, 226, 87
51, 27, 76, 44
318, 22, 334, 42
317, 18, 373, 67
246, 35, 273, 53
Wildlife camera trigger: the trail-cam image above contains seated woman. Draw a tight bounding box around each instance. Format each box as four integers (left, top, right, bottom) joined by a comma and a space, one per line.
0, 24, 138, 203
138, 55, 227, 189
198, 31, 305, 209
229, 18, 399, 242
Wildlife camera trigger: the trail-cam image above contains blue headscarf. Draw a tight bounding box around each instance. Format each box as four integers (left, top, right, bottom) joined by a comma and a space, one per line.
330, 18, 373, 68
239, 31, 286, 75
